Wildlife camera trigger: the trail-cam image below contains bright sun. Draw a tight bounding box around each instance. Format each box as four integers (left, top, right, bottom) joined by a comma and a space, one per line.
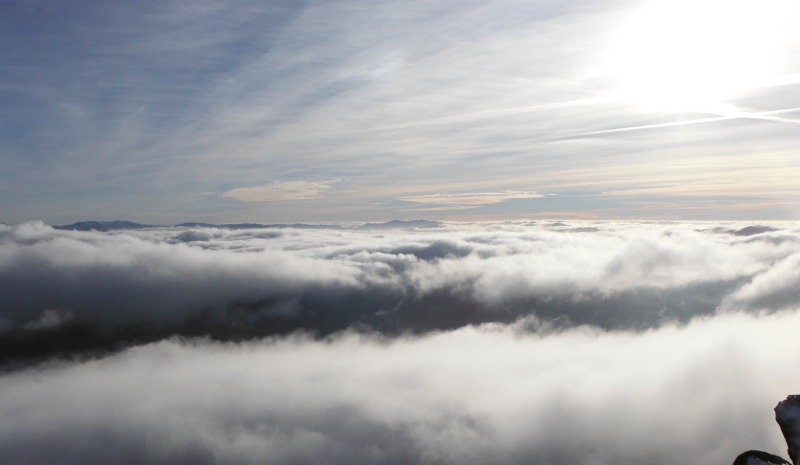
606, 0, 796, 113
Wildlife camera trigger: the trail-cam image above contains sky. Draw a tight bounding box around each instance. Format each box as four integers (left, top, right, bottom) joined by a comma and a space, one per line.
2, 0, 800, 224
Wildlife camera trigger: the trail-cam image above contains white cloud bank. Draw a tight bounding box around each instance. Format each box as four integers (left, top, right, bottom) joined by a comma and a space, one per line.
3, 220, 800, 343
3, 220, 800, 463
1, 311, 799, 465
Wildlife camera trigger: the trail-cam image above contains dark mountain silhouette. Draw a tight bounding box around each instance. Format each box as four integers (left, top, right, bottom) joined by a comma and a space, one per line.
356, 220, 442, 230
55, 220, 442, 231
54, 220, 157, 231
732, 226, 779, 236
175, 222, 342, 230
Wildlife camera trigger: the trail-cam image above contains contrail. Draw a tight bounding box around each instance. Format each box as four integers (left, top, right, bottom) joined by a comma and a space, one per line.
361, 96, 614, 132
361, 72, 800, 134
732, 112, 800, 125
362, 100, 800, 139
708, 104, 800, 125
571, 107, 800, 138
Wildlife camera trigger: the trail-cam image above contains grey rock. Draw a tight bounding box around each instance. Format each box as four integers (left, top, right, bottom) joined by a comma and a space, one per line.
776, 395, 800, 464
733, 450, 791, 465
733, 395, 800, 465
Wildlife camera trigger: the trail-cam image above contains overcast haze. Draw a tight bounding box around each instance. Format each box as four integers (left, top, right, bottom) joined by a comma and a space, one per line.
3, 0, 800, 224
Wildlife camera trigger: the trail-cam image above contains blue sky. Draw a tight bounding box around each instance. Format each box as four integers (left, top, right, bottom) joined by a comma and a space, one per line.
2, 0, 800, 224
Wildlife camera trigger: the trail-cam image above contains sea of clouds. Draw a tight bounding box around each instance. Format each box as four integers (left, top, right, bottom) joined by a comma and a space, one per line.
2, 220, 800, 464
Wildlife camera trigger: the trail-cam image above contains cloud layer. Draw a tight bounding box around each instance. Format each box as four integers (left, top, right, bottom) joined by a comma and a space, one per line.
2, 220, 800, 362
2, 312, 799, 464
4, 220, 800, 463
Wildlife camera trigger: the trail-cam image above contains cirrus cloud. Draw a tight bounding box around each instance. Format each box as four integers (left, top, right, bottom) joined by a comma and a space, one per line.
399, 191, 543, 207
222, 180, 334, 202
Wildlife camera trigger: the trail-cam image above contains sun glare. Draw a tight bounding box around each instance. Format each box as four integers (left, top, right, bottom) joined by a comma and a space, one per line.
606, 0, 797, 113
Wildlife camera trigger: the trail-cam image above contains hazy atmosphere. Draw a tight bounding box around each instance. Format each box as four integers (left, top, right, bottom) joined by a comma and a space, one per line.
3, 0, 800, 224
3, 1, 800, 464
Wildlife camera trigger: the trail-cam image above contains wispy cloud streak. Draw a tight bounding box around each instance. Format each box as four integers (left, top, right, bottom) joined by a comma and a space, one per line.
570, 107, 800, 138
362, 96, 614, 132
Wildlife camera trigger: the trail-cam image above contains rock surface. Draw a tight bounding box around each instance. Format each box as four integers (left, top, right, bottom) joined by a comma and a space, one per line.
733, 395, 800, 465
776, 395, 800, 464
733, 450, 791, 465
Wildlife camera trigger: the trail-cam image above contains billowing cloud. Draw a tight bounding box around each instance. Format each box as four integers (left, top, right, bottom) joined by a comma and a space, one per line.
222, 180, 333, 202
4, 220, 800, 463
724, 252, 800, 311
2, 221, 800, 363
1, 312, 799, 464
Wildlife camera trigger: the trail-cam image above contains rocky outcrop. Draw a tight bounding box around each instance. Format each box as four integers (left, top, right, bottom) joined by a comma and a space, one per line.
734, 395, 800, 465
776, 395, 800, 464
733, 450, 791, 465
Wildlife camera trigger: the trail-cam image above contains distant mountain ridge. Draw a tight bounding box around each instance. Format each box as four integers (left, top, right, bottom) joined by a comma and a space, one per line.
356, 220, 442, 230
175, 222, 344, 230
54, 219, 443, 231
53, 220, 158, 232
